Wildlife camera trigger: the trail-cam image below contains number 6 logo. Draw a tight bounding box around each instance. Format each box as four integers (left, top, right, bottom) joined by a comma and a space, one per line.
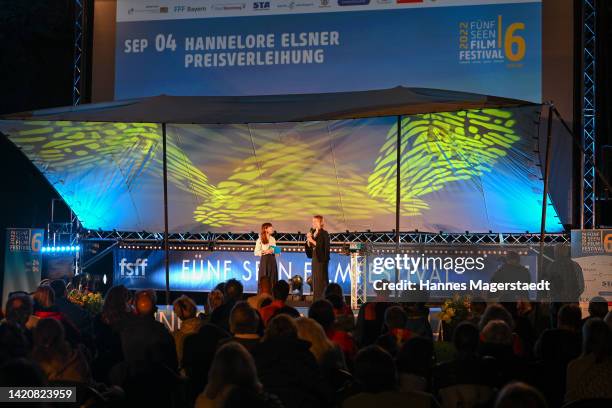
31, 232, 43, 252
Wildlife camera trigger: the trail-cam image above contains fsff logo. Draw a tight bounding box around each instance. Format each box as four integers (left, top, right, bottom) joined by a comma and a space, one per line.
119, 258, 148, 277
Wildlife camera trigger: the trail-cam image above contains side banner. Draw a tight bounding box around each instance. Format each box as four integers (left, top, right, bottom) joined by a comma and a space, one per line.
571, 229, 612, 302
2, 228, 44, 304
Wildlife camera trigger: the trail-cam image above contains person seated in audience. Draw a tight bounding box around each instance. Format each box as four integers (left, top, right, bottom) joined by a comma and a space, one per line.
583, 296, 609, 324
433, 321, 497, 407
0, 322, 29, 364
32, 318, 91, 383
32, 285, 81, 345
494, 382, 547, 408
403, 302, 433, 340
201, 289, 224, 323
565, 318, 612, 402
195, 342, 283, 408
342, 345, 438, 408
50, 279, 92, 335
219, 301, 262, 353
375, 306, 411, 356
296, 317, 347, 385
173, 294, 203, 366
118, 289, 177, 371
211, 279, 244, 332
91, 284, 131, 382
325, 283, 355, 332
182, 323, 231, 404
479, 319, 528, 385
480, 303, 524, 356
354, 282, 393, 348
252, 314, 329, 408
248, 276, 273, 311
271, 304, 300, 319
4, 292, 38, 332
260, 280, 290, 326
309, 299, 357, 361
530, 303, 582, 408
396, 337, 434, 393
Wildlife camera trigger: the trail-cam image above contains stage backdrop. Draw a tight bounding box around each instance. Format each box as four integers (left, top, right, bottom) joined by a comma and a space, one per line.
0, 105, 563, 233
112, 246, 538, 296
2, 228, 44, 304
115, 0, 542, 102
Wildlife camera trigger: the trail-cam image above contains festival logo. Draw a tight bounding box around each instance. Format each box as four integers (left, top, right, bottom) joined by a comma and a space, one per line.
212, 3, 247, 11
459, 15, 526, 66
119, 258, 148, 278
337, 0, 370, 6
253, 1, 271, 10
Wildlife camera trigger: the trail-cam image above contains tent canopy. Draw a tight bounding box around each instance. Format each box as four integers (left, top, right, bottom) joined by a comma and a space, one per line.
2, 86, 534, 124
0, 87, 561, 234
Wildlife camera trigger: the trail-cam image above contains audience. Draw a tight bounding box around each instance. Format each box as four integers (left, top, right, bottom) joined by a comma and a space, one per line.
195, 342, 282, 408
211, 279, 244, 332
260, 280, 290, 326
118, 289, 177, 371
309, 299, 357, 360
253, 314, 329, 408
565, 317, 612, 402
343, 345, 438, 408
32, 317, 91, 383
173, 294, 204, 365
220, 301, 262, 353
3, 275, 612, 408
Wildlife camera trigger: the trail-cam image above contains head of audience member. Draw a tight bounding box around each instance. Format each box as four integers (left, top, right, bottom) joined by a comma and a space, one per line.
102, 284, 130, 326
263, 314, 298, 341
384, 306, 408, 331
0, 358, 46, 387
326, 294, 346, 313
396, 337, 434, 378
134, 289, 157, 317
588, 296, 609, 320
452, 321, 480, 356
582, 317, 612, 362
325, 283, 344, 299
470, 297, 487, 319
495, 382, 547, 408
354, 345, 397, 393
204, 342, 261, 401
208, 289, 224, 313
504, 251, 521, 266
272, 280, 290, 303
258, 276, 272, 296
224, 279, 244, 303
308, 299, 336, 332
32, 285, 55, 309
481, 320, 513, 346
557, 303, 582, 332
5, 293, 33, 328
49, 279, 68, 299
271, 305, 300, 320
295, 317, 336, 364
479, 303, 514, 331
230, 301, 260, 336
0, 322, 29, 364
173, 295, 198, 322
32, 318, 70, 356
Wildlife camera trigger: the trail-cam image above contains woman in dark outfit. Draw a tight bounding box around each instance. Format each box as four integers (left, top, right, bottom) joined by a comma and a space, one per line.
255, 222, 278, 288
305, 215, 330, 301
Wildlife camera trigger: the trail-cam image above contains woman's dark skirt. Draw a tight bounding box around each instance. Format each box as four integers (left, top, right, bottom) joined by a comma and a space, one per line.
258, 253, 278, 286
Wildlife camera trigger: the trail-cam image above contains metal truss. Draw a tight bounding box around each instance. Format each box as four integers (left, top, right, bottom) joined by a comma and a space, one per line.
581, 0, 597, 228
82, 229, 569, 245
72, 0, 84, 106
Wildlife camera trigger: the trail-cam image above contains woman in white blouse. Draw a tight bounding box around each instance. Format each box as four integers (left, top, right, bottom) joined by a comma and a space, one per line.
254, 222, 278, 287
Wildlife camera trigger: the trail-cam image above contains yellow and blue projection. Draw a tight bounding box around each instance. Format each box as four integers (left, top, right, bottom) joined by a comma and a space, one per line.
0, 106, 562, 233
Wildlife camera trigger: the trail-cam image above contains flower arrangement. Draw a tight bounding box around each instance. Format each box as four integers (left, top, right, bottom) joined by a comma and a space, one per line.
68, 289, 103, 314
439, 294, 471, 326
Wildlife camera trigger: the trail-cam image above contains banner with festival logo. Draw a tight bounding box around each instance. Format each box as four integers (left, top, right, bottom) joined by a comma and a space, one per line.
2, 228, 44, 304
571, 229, 612, 303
